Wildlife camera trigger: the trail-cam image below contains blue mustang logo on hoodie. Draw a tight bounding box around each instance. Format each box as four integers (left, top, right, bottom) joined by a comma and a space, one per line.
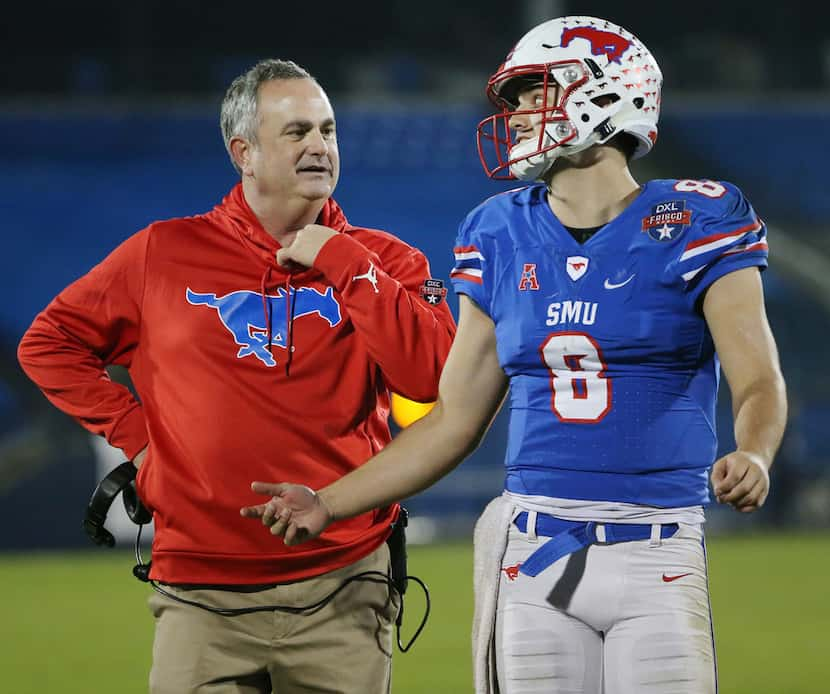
186, 287, 342, 367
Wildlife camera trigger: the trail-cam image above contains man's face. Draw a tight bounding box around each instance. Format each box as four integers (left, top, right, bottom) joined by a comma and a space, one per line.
242, 78, 340, 202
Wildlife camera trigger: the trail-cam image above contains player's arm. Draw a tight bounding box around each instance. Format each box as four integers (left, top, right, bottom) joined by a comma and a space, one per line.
241, 295, 508, 543
703, 267, 787, 512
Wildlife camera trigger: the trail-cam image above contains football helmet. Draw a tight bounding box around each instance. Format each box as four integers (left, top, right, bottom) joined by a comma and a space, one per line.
477, 16, 662, 180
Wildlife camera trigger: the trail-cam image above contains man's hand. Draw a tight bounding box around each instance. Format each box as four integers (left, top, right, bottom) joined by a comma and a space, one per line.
133, 447, 148, 470
276, 224, 337, 269
711, 450, 770, 513
240, 482, 333, 545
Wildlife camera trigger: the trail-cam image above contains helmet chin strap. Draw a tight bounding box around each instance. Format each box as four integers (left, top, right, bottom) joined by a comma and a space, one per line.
509, 125, 601, 181
510, 147, 555, 181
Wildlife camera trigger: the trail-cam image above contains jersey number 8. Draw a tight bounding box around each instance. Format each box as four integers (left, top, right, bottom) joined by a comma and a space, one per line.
540, 332, 612, 423
673, 179, 726, 198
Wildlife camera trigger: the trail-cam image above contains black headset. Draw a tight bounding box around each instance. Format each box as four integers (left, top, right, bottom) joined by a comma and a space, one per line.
83, 461, 151, 546
83, 462, 429, 651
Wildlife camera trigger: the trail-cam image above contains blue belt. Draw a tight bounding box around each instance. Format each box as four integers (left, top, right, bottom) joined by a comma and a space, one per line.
514, 512, 679, 577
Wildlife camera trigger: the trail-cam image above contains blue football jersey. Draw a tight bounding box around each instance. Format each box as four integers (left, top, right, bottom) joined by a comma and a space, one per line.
451, 179, 768, 507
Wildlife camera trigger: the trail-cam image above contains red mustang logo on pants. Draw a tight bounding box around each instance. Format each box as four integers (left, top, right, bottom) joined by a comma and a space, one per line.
560, 26, 633, 64
502, 563, 522, 581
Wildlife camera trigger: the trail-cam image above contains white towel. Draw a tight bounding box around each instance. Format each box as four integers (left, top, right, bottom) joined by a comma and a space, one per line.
472, 495, 514, 694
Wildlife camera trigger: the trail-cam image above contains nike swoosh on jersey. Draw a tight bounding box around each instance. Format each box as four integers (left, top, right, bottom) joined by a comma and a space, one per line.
603, 274, 636, 289
662, 572, 693, 583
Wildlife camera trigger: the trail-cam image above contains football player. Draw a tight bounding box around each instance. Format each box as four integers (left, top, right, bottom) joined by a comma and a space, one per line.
242, 16, 787, 694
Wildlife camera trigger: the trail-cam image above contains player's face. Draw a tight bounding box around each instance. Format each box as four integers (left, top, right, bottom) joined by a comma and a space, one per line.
508, 82, 561, 146
248, 78, 340, 202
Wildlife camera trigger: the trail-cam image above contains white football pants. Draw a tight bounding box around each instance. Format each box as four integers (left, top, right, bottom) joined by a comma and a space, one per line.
495, 521, 716, 694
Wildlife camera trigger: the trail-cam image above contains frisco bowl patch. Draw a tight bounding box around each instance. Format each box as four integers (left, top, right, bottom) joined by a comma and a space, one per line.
641, 200, 692, 241
420, 278, 448, 305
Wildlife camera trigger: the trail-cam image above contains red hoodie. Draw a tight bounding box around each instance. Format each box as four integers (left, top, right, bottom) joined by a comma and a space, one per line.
18, 184, 456, 584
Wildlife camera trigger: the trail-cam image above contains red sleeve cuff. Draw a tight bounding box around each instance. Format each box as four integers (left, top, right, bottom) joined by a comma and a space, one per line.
109, 403, 149, 461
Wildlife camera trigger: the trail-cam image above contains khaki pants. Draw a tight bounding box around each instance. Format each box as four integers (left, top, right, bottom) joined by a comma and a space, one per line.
148, 544, 396, 694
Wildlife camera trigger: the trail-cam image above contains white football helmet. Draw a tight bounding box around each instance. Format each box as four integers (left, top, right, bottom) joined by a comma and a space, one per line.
477, 16, 663, 180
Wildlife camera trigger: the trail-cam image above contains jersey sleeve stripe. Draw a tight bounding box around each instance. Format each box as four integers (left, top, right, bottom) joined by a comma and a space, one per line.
681, 266, 706, 282
454, 250, 485, 263
722, 240, 769, 256
681, 240, 769, 282
680, 221, 762, 261
453, 259, 482, 272
450, 269, 484, 284
451, 267, 483, 278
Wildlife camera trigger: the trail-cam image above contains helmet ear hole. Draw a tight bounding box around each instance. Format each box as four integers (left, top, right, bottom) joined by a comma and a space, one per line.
591, 94, 620, 108
633, 97, 645, 109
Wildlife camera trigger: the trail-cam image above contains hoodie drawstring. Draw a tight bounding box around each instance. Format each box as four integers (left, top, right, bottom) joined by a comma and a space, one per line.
260, 267, 273, 360
260, 265, 296, 377
284, 274, 295, 377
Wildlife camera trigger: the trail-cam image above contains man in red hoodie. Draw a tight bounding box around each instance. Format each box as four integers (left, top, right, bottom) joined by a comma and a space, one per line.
17, 59, 455, 693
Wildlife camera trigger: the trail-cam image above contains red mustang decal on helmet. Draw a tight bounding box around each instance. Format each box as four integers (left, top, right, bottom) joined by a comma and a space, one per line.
560, 26, 632, 64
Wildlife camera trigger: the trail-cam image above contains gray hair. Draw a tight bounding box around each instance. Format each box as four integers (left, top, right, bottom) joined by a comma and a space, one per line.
220, 59, 316, 173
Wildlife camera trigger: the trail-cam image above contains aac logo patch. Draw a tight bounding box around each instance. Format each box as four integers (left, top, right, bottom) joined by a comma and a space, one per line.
641, 200, 692, 241
518, 263, 539, 291
420, 278, 447, 305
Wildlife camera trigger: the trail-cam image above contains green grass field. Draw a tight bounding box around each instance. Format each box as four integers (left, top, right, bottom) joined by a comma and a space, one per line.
2, 533, 828, 693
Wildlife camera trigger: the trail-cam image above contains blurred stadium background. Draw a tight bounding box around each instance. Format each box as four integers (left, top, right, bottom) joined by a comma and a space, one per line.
2, 1, 829, 692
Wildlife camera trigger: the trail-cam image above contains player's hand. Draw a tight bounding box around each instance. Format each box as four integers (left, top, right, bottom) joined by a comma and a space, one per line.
276, 224, 337, 269
711, 450, 770, 513
240, 482, 333, 545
